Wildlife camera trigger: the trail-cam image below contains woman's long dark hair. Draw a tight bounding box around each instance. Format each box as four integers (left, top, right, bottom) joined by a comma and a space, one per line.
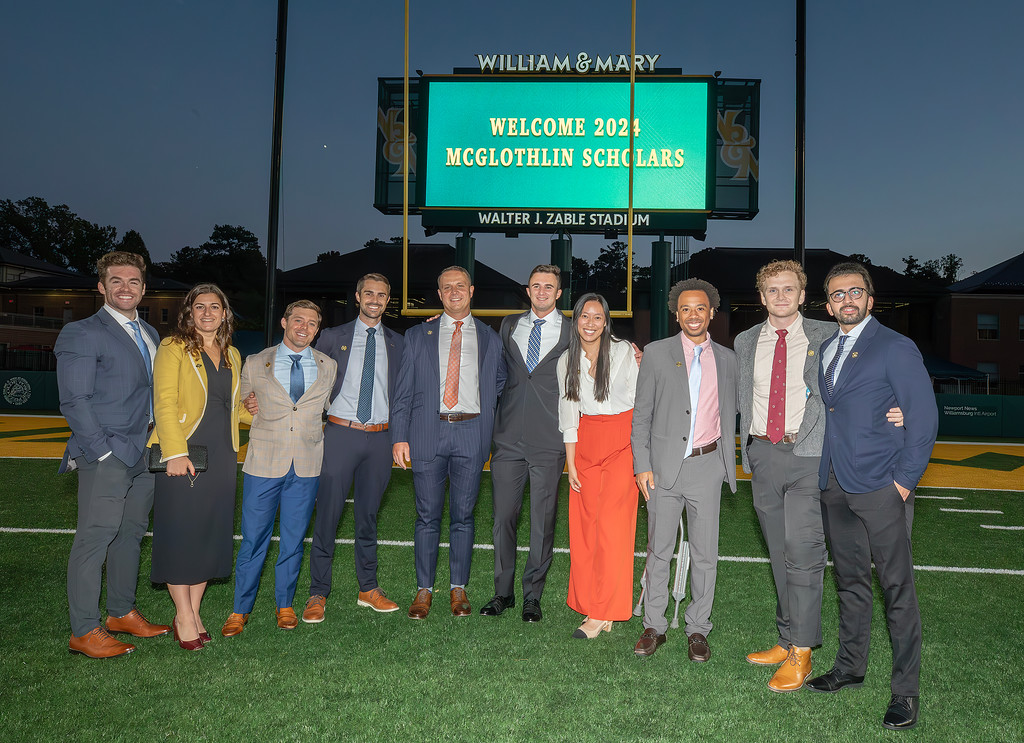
170, 283, 235, 367
564, 292, 616, 403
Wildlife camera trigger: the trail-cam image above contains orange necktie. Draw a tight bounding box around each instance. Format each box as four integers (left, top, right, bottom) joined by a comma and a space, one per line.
443, 320, 463, 409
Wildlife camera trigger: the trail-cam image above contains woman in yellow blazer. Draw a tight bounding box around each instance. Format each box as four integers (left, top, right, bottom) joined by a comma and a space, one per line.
148, 283, 252, 651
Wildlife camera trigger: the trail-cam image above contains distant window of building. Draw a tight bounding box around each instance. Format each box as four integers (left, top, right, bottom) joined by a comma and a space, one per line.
161, 308, 169, 323
977, 362, 999, 379
977, 313, 999, 340
137, 306, 150, 321
1019, 315, 1024, 341
33, 306, 44, 317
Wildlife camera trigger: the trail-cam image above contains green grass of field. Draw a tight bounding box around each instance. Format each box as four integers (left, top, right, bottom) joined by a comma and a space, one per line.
1, 458, 1022, 742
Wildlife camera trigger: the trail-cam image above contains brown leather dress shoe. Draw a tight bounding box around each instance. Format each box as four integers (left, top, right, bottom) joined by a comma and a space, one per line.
450, 587, 471, 617
768, 646, 812, 693
105, 608, 171, 638
408, 589, 432, 620
746, 643, 789, 665
358, 588, 400, 613
634, 627, 667, 657
276, 607, 298, 630
69, 627, 135, 658
303, 595, 327, 623
221, 612, 249, 637
687, 632, 711, 662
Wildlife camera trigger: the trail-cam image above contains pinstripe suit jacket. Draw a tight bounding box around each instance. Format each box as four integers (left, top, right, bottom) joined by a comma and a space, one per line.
240, 345, 337, 478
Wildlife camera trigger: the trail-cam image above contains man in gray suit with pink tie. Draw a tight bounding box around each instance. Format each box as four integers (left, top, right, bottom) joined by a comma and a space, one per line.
391, 266, 506, 620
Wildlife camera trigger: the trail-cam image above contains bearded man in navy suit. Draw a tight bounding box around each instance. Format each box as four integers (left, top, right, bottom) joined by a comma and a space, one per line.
805, 262, 938, 733
391, 266, 506, 619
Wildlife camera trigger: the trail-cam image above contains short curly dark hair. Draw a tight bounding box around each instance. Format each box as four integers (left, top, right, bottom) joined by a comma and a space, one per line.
667, 278, 720, 313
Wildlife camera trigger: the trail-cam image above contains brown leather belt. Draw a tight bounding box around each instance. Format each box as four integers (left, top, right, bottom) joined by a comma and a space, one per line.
327, 416, 388, 432
439, 412, 480, 422
751, 434, 798, 445
686, 440, 719, 458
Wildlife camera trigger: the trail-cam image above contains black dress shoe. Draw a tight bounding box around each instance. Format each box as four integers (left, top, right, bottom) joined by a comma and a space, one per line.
634, 628, 666, 657
882, 695, 919, 730
479, 594, 515, 616
804, 667, 866, 693
521, 598, 542, 622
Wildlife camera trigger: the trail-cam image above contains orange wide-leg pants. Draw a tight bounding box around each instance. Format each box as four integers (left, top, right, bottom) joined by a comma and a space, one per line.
566, 409, 638, 621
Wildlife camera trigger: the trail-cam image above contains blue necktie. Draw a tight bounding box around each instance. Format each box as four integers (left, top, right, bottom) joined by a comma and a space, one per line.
128, 320, 152, 378
824, 334, 848, 397
525, 318, 545, 372
357, 327, 376, 423
289, 354, 304, 403
129, 319, 153, 419
685, 345, 702, 458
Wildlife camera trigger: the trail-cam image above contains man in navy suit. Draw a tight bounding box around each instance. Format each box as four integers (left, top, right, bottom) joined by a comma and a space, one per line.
301, 273, 405, 621
392, 266, 506, 619
805, 262, 938, 732
56, 251, 171, 658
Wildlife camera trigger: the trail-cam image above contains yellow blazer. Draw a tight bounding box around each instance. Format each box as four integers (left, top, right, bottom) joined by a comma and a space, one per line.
147, 338, 253, 461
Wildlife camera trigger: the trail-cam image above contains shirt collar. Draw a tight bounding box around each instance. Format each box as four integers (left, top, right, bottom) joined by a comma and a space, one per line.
102, 303, 138, 325
278, 343, 312, 360
839, 314, 874, 340
528, 309, 561, 326
679, 332, 712, 352
762, 311, 803, 338
355, 316, 382, 334
441, 313, 473, 329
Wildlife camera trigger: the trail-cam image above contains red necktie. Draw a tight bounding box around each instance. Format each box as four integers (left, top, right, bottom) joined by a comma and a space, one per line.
443, 321, 463, 409
766, 328, 787, 444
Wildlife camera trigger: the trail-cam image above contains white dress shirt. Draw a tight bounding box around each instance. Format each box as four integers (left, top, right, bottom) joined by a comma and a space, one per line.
512, 309, 563, 366
557, 338, 638, 443
822, 315, 873, 387
438, 313, 481, 414
328, 318, 389, 424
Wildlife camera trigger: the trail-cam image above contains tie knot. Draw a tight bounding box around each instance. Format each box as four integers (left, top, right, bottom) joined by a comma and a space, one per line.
128, 320, 139, 330
366, 327, 376, 337
776, 328, 787, 339
693, 345, 703, 358
454, 320, 463, 330
837, 334, 848, 349
290, 354, 302, 364
534, 319, 545, 327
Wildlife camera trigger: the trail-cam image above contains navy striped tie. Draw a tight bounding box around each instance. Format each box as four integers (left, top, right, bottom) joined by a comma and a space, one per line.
526, 318, 544, 372
357, 327, 376, 423
825, 335, 848, 397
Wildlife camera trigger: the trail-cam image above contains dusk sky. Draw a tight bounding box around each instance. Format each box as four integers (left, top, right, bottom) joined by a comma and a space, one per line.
3, 1, 1022, 284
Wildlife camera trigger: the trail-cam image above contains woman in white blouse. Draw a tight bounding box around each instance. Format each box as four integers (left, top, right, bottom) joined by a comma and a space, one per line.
557, 293, 640, 639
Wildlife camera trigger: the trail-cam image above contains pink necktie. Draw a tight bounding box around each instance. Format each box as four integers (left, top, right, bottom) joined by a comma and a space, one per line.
443, 321, 463, 409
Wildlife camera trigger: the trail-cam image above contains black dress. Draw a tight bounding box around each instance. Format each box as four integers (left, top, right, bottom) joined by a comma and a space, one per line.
151, 350, 237, 584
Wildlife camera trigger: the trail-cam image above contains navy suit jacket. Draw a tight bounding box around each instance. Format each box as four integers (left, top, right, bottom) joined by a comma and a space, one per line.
391, 317, 507, 466
314, 320, 404, 414
818, 316, 938, 493
55, 308, 159, 472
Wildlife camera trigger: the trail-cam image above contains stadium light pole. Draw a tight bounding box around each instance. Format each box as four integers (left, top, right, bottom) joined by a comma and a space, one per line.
264, 0, 288, 347
794, 0, 806, 268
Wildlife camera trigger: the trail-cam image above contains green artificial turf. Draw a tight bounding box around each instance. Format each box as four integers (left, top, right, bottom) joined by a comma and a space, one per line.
0, 459, 1022, 742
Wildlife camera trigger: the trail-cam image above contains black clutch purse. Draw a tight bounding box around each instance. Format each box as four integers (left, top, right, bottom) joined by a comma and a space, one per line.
148, 444, 209, 473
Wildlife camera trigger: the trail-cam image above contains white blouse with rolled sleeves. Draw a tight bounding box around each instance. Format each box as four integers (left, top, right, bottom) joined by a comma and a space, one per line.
556, 338, 639, 443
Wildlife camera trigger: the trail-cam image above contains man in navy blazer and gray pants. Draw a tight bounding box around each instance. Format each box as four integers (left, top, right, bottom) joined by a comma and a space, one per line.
302, 273, 405, 621
56, 251, 171, 658
392, 266, 506, 619
805, 262, 938, 732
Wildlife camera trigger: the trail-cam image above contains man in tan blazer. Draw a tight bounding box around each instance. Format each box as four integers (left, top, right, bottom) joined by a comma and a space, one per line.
221, 301, 337, 636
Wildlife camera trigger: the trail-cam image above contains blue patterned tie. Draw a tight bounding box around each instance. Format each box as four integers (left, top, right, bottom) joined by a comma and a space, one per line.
824, 334, 848, 397
357, 327, 376, 423
684, 345, 702, 458
129, 320, 153, 419
525, 318, 545, 372
289, 354, 304, 403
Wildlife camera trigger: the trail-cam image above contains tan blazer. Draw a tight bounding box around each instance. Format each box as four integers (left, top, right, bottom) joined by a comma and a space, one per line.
148, 339, 252, 461
240, 345, 337, 479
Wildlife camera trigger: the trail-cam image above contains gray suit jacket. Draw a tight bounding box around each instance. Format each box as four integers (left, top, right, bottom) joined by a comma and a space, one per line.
734, 316, 834, 473
631, 334, 738, 493
493, 311, 572, 454
240, 345, 337, 479
55, 308, 159, 472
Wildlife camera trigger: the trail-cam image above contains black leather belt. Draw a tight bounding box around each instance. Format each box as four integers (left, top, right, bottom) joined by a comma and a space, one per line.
751, 434, 798, 444
686, 440, 719, 458
439, 412, 479, 422
327, 416, 388, 432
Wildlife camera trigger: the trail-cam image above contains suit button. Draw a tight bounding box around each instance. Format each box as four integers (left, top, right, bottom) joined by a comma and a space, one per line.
685, 410, 690, 415
293, 406, 298, 411
682, 436, 687, 441
829, 407, 834, 412
290, 427, 294, 431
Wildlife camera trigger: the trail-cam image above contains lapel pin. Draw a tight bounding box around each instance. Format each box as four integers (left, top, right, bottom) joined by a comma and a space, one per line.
807, 350, 815, 356
676, 361, 683, 367
851, 351, 859, 358
265, 362, 271, 368
427, 330, 433, 335
340, 345, 348, 351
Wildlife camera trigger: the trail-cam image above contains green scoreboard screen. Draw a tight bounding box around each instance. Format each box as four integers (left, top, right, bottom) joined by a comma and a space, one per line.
415, 76, 715, 234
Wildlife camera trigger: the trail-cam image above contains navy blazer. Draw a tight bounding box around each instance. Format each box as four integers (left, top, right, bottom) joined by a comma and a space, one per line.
818, 317, 938, 493
391, 317, 507, 466
315, 320, 404, 413
55, 308, 159, 471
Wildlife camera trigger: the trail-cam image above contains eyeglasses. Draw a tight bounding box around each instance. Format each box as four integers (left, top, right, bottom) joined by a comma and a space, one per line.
828, 287, 867, 302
